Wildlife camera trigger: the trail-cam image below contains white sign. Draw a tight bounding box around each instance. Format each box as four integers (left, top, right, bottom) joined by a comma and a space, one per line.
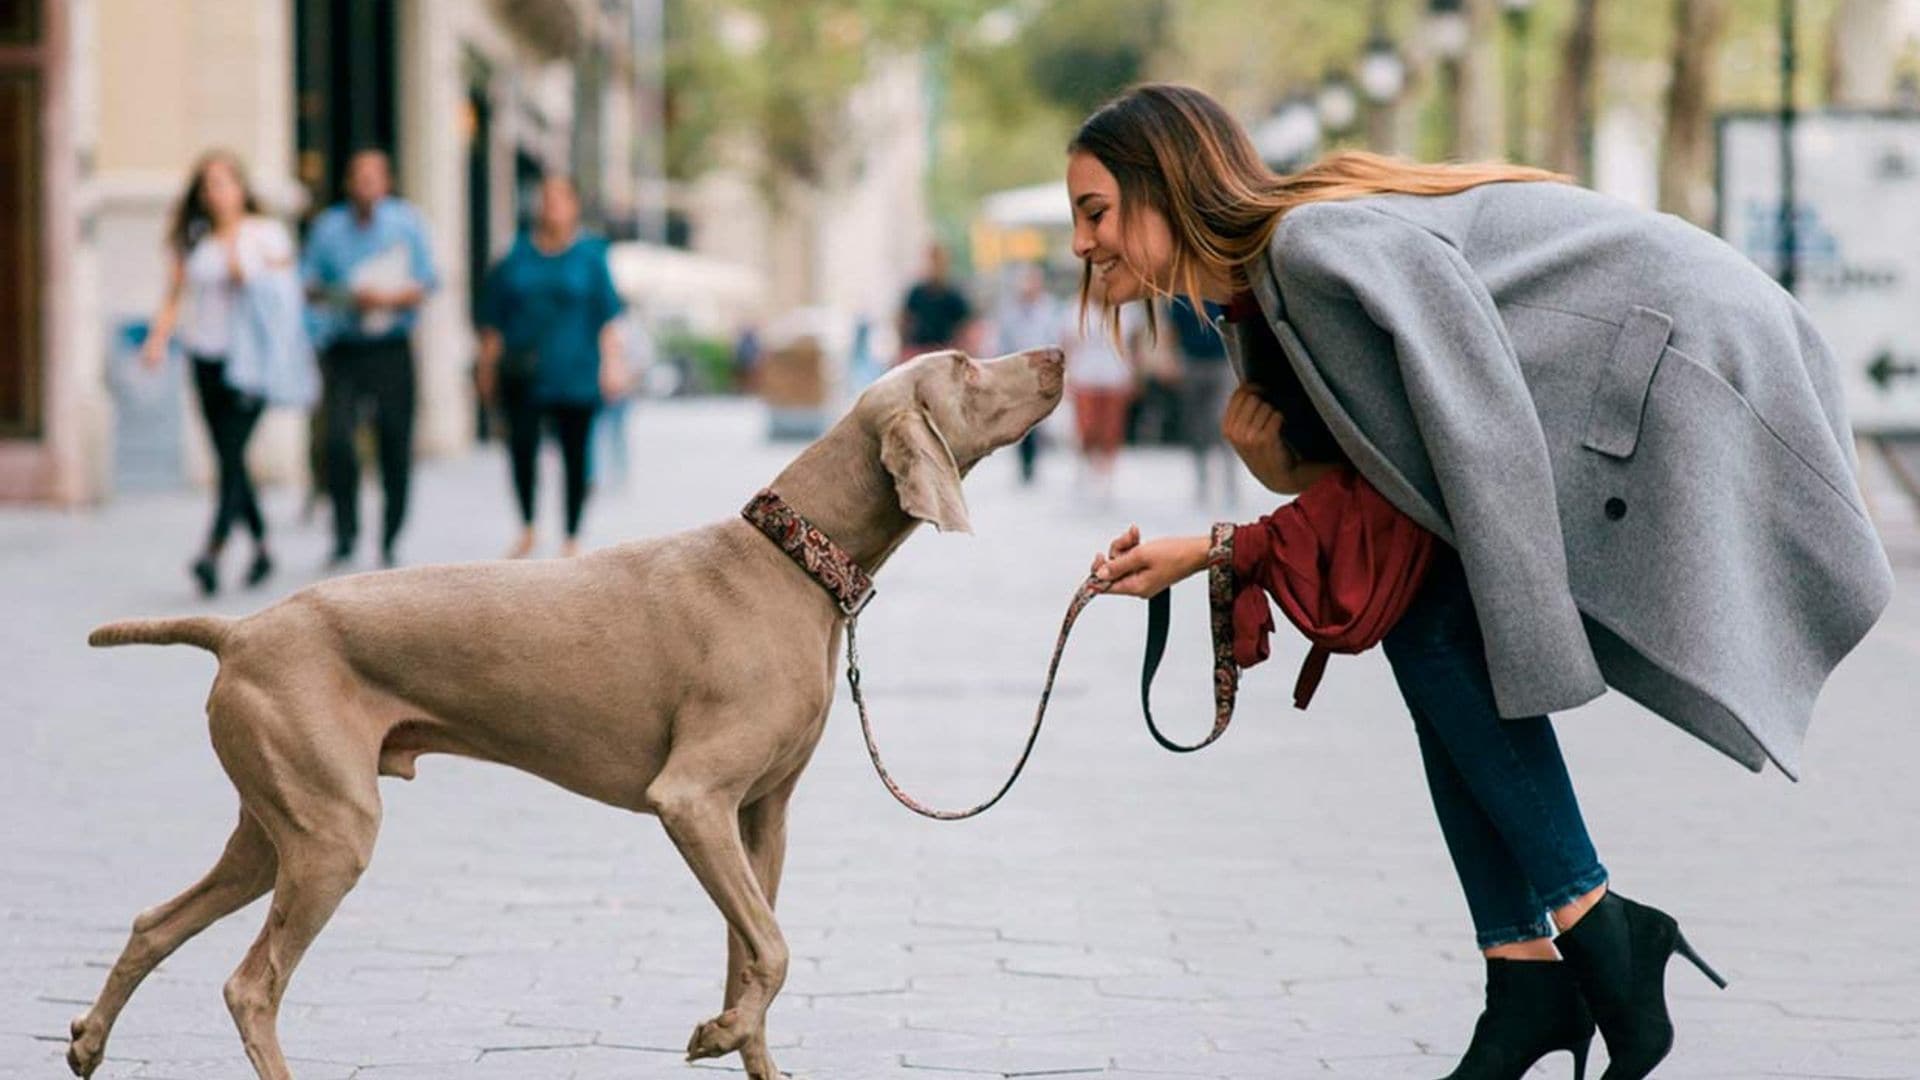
1718, 111, 1920, 434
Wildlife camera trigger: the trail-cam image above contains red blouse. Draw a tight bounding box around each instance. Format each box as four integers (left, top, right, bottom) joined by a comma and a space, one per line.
1229, 465, 1437, 709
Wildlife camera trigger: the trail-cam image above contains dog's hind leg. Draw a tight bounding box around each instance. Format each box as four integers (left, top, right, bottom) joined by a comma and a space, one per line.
722, 779, 796, 1077
67, 811, 278, 1077
650, 771, 789, 1080
222, 789, 380, 1080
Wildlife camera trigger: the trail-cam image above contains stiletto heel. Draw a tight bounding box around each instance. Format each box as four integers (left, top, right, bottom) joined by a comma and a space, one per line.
1569, 1036, 1590, 1080
1673, 931, 1727, 989
1557, 890, 1718, 1080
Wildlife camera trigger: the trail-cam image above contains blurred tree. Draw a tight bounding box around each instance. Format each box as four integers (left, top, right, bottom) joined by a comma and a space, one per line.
663, 0, 996, 194
1825, 0, 1898, 103
1017, 0, 1171, 116
1456, 0, 1507, 159
1660, 0, 1730, 224
1548, 0, 1603, 182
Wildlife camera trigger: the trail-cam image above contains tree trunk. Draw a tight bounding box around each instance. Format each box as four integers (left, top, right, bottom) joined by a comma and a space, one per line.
1456, 0, 1505, 160
1549, 0, 1602, 183
1659, 0, 1729, 226
1826, 0, 1897, 105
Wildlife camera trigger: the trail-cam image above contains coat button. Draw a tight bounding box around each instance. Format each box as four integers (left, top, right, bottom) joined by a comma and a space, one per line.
1604, 497, 1627, 521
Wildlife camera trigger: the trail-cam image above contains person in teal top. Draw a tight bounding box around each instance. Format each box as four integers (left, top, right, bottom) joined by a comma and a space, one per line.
476, 175, 628, 558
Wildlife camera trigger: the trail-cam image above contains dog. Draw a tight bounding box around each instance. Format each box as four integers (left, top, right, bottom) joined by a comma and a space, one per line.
67, 345, 1066, 1080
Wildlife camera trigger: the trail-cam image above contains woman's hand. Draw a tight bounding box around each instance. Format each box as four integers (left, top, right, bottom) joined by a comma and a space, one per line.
1222, 385, 1304, 494
475, 329, 502, 405
139, 334, 169, 371
599, 355, 631, 403
1090, 525, 1211, 599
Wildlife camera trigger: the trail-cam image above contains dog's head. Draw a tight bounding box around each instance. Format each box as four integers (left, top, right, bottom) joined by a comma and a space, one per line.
856, 347, 1065, 534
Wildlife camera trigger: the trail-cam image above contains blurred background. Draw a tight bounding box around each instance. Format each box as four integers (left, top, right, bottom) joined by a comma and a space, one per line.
0, 0, 1917, 512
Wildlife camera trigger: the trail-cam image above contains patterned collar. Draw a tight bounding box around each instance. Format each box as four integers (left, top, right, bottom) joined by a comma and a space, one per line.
742, 489, 876, 617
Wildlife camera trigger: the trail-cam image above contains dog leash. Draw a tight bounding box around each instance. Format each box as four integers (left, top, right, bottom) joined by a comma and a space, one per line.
744, 490, 1245, 820
845, 523, 1242, 820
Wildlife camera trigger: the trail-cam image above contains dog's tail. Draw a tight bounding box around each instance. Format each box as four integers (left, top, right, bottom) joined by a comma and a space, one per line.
89, 615, 233, 653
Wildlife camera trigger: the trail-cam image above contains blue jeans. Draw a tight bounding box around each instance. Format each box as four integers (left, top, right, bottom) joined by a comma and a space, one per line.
1381, 547, 1610, 949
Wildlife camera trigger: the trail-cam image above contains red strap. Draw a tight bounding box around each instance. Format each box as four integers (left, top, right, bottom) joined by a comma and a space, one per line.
1293, 646, 1332, 710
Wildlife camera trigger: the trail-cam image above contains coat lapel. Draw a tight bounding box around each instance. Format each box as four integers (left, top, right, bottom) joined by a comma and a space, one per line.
1236, 254, 1457, 544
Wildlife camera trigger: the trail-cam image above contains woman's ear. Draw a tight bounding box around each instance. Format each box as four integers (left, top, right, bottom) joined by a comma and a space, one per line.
879, 409, 971, 534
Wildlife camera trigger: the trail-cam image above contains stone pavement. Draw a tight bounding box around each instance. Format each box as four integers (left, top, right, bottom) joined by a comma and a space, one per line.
4, 398, 1918, 1079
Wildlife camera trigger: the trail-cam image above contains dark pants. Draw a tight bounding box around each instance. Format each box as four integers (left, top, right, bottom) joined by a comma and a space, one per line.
1016, 430, 1039, 484
321, 337, 415, 557
190, 357, 265, 551
1381, 547, 1610, 949
502, 375, 595, 539
1180, 361, 1235, 500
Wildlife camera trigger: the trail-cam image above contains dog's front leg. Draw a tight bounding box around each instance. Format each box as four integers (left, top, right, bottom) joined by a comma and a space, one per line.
724, 780, 795, 1072
651, 772, 789, 1080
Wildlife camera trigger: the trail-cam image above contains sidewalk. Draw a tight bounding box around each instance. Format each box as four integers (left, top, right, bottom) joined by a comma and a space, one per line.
4, 397, 1918, 1078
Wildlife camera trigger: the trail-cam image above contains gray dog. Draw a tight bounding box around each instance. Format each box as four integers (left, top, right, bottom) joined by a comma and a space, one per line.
69, 346, 1066, 1080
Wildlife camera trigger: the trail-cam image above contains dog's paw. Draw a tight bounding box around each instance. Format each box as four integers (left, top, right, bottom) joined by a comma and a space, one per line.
741, 1039, 786, 1080
684, 1008, 752, 1060
67, 1014, 105, 1077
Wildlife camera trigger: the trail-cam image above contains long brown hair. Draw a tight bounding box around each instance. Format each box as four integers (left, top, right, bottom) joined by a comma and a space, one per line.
1069, 83, 1567, 323
166, 150, 263, 257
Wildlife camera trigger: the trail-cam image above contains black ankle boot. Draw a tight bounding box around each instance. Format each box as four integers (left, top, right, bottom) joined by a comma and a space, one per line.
189, 554, 218, 597
1553, 891, 1726, 1079
1438, 958, 1594, 1080
245, 549, 274, 588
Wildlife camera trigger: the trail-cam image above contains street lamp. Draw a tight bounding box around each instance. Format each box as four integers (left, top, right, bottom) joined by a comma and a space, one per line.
1254, 93, 1324, 171
1426, 0, 1470, 61
1359, 0, 1407, 153
1503, 0, 1536, 162
1359, 31, 1408, 107
1317, 71, 1361, 137
1428, 0, 1470, 157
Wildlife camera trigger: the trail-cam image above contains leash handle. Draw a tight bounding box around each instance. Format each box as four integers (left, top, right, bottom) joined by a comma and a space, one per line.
1139, 523, 1240, 752
851, 523, 1243, 819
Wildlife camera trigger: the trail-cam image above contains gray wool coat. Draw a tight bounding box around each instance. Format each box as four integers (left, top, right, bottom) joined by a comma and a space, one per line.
1219, 181, 1893, 778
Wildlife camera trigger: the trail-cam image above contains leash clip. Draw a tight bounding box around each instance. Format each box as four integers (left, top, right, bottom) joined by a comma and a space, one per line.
839, 583, 875, 617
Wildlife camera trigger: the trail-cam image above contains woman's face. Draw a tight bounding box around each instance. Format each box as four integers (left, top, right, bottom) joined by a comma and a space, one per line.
538, 179, 581, 236
200, 160, 247, 224
1067, 149, 1174, 306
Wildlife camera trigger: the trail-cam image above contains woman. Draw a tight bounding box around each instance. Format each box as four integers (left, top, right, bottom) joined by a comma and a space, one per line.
476, 175, 627, 558
142, 151, 295, 595
1063, 277, 1140, 504
1071, 85, 1890, 1079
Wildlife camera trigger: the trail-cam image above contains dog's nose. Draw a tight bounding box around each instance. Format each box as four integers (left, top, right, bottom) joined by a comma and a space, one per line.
1025, 346, 1065, 371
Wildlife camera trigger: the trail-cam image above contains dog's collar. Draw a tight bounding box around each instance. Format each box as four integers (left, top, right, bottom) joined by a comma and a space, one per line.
742, 489, 876, 618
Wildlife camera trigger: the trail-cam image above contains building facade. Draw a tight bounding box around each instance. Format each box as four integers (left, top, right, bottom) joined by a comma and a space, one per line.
0, 0, 661, 504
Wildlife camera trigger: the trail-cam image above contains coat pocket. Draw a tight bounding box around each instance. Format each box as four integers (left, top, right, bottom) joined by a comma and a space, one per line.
1581, 305, 1673, 459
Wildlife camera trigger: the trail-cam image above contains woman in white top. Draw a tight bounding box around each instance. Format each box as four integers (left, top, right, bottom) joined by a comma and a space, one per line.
141, 151, 296, 595
1062, 276, 1142, 501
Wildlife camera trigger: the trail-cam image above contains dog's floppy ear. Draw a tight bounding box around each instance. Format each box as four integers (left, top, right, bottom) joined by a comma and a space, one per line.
880, 408, 971, 534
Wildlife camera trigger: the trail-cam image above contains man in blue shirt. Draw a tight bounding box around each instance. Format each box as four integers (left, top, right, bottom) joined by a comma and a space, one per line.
302, 148, 439, 567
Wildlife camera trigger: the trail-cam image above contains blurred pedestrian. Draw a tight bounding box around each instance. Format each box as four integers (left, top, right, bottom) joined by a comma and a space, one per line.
897, 243, 973, 364
590, 306, 655, 492
302, 148, 438, 569
1167, 296, 1236, 507
475, 175, 627, 559
141, 150, 310, 596
992, 263, 1061, 485
1063, 277, 1140, 504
